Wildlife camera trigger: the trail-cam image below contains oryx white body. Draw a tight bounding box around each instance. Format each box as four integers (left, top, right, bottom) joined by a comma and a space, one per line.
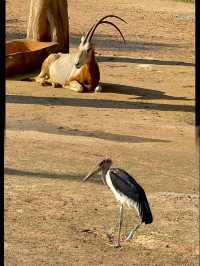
49, 53, 79, 85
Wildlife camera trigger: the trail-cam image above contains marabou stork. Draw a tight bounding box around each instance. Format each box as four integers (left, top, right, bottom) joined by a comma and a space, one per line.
83, 158, 153, 247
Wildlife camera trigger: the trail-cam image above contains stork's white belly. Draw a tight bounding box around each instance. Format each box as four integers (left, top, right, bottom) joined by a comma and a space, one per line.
106, 170, 136, 208
49, 53, 80, 85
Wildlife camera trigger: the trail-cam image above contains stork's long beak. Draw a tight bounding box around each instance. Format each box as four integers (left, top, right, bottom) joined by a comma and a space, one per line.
83, 165, 101, 182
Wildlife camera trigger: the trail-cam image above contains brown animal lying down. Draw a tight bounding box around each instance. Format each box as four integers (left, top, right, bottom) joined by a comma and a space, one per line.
28, 15, 127, 92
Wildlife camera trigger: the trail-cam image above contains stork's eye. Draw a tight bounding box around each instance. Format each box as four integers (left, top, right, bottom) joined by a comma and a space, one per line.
99, 160, 105, 166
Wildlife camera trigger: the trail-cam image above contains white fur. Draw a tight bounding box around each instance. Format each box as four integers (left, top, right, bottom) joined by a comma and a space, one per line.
95, 84, 102, 92
49, 53, 80, 85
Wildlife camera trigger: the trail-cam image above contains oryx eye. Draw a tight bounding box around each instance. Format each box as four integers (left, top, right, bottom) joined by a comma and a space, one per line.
87, 48, 92, 53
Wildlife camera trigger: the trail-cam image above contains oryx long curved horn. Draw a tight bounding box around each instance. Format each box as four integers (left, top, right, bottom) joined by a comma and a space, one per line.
97, 20, 126, 45
84, 24, 95, 44
84, 15, 127, 44
88, 15, 127, 42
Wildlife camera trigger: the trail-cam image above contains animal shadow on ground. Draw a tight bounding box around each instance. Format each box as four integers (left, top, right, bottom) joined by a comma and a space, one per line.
7, 119, 171, 144
97, 55, 194, 67
6, 93, 194, 113
101, 82, 193, 101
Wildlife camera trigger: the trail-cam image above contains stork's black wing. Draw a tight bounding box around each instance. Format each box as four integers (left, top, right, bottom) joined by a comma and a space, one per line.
109, 168, 145, 200
109, 168, 153, 224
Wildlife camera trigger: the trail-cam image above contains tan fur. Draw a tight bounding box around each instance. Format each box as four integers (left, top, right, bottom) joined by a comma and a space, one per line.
37, 53, 61, 80
66, 51, 100, 91
22, 15, 126, 92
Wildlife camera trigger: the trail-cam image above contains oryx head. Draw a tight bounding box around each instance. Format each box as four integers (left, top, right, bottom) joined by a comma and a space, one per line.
74, 15, 127, 69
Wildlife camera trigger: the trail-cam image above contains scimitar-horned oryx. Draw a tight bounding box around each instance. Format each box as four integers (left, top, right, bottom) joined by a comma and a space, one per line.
34, 15, 127, 92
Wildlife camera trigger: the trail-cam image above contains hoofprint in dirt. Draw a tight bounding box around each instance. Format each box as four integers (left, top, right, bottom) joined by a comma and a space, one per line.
5, 0, 197, 266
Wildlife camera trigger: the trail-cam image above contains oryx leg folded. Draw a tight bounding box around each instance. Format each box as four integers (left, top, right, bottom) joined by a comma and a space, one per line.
51, 81, 61, 88
94, 84, 102, 93
35, 76, 47, 86
63, 80, 84, 92
69, 81, 84, 92
35, 53, 62, 85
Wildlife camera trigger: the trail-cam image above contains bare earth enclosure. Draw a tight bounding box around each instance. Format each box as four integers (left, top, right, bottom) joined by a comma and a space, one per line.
5, 0, 198, 266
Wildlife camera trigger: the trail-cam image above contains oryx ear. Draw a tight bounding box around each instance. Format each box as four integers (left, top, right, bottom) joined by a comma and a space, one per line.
81, 35, 85, 44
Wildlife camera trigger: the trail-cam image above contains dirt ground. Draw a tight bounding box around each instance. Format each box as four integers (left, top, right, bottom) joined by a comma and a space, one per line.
5, 0, 198, 265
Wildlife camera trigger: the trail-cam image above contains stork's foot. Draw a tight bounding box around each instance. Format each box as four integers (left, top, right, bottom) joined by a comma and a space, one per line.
106, 242, 122, 248
95, 84, 102, 93
125, 223, 142, 241
113, 242, 122, 248
125, 232, 135, 241
105, 232, 122, 248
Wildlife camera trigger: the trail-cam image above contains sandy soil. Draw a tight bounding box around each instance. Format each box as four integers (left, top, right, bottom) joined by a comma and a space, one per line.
5, 0, 198, 266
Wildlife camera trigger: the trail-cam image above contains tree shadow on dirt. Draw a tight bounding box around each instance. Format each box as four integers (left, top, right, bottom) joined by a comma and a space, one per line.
7, 120, 171, 143
70, 33, 194, 67
70, 33, 180, 51
6, 94, 194, 113
101, 83, 193, 100
4, 167, 102, 184
6, 31, 180, 52
6, 31, 193, 67
97, 55, 194, 67
45, 127, 171, 143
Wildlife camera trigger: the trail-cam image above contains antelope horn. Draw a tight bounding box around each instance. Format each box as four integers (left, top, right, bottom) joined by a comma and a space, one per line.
84, 15, 127, 44
97, 20, 126, 45
84, 24, 95, 44
88, 15, 127, 42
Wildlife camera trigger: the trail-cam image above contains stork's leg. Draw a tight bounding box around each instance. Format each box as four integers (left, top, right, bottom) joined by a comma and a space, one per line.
125, 222, 142, 241
115, 204, 123, 247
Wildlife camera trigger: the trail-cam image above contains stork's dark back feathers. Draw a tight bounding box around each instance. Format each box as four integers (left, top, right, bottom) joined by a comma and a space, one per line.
136, 193, 153, 224
109, 168, 153, 224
